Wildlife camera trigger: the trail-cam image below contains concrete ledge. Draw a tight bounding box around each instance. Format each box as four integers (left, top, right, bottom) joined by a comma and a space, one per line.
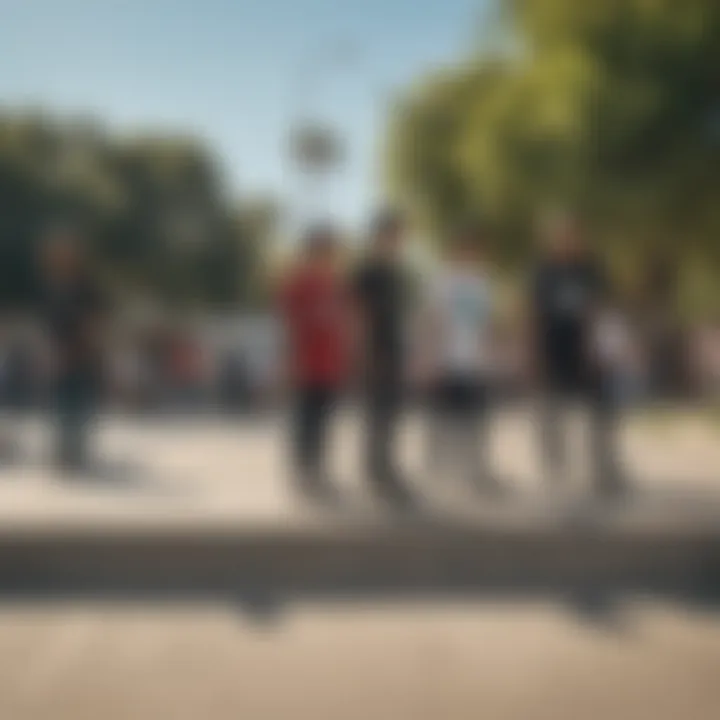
1, 519, 718, 599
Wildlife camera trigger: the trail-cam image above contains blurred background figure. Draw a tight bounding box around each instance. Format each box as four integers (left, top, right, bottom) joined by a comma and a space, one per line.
0, 319, 15, 464
695, 321, 720, 402
167, 329, 207, 414
279, 224, 350, 501
530, 210, 624, 496
40, 227, 108, 476
353, 209, 414, 507
218, 346, 252, 416
421, 220, 500, 494
109, 331, 144, 412
0, 321, 40, 463
594, 301, 647, 408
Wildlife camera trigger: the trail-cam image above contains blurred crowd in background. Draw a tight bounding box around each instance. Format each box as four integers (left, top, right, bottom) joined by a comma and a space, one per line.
0, 315, 282, 416
1, 277, 719, 417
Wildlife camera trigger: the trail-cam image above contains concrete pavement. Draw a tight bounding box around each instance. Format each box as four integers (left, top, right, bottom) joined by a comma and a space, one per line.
0, 408, 718, 530
1, 598, 720, 720
0, 410, 718, 598
1, 411, 719, 720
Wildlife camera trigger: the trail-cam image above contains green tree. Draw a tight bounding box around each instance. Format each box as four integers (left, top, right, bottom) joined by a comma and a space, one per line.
0, 112, 279, 311
385, 0, 720, 315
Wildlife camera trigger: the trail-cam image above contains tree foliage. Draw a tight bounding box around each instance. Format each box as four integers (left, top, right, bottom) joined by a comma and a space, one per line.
0, 112, 279, 311
386, 0, 720, 315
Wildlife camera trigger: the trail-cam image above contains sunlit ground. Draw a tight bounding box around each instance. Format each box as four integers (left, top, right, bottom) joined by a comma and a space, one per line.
1, 598, 719, 720
0, 405, 717, 528
0, 407, 718, 719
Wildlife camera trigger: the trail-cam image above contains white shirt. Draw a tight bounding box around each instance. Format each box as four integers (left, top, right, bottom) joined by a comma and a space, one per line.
427, 267, 495, 375
593, 311, 633, 369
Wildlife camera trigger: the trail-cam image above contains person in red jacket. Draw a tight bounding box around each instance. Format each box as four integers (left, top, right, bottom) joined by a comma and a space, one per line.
279, 224, 350, 499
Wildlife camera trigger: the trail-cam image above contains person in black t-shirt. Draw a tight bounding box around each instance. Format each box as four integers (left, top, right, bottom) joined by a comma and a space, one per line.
353, 209, 413, 506
40, 229, 107, 475
530, 211, 624, 495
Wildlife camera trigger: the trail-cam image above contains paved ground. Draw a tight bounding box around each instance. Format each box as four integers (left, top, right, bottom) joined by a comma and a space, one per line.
1, 411, 718, 719
1, 598, 719, 720
0, 408, 718, 530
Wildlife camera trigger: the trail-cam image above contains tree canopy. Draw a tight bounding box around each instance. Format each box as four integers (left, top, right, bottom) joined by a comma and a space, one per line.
0, 112, 279, 311
385, 0, 720, 316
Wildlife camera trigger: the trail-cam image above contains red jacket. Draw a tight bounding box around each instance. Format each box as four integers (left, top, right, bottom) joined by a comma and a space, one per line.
280, 266, 350, 388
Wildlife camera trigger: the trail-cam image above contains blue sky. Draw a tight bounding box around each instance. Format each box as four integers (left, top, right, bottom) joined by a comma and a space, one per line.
0, 0, 485, 224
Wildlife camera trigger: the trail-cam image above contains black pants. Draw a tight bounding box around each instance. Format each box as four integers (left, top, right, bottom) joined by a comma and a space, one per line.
365, 376, 403, 484
292, 385, 337, 480
539, 375, 622, 489
55, 368, 98, 471
427, 376, 489, 481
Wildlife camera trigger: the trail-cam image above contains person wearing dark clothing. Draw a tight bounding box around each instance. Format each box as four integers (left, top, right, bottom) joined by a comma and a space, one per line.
531, 212, 624, 495
0, 331, 38, 464
220, 349, 251, 414
533, 259, 605, 392
280, 225, 350, 500
40, 231, 107, 474
353, 210, 413, 506
5, 339, 37, 412
0, 324, 16, 463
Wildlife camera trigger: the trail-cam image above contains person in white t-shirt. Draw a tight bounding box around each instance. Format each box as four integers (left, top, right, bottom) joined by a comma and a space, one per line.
420, 222, 501, 493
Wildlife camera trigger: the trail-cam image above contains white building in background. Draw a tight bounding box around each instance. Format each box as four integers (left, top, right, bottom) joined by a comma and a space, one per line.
200, 313, 284, 393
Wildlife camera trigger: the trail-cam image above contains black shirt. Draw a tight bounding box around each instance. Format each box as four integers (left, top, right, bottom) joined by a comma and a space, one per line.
532, 259, 606, 385
354, 260, 406, 381
43, 277, 106, 371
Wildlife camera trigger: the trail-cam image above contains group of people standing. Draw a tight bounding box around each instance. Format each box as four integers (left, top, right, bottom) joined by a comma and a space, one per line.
2, 208, 628, 501
280, 208, 626, 508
